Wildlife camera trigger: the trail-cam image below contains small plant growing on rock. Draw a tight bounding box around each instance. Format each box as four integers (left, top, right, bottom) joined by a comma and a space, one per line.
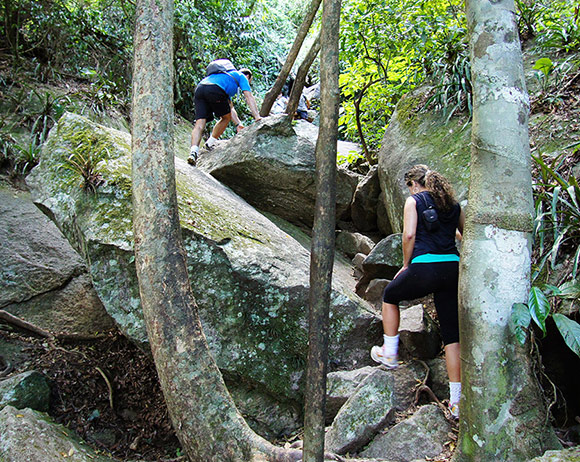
61, 134, 107, 193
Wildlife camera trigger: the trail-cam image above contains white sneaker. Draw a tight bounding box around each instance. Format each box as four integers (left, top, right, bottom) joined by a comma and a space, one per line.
370, 345, 398, 369
187, 147, 198, 166
448, 402, 459, 419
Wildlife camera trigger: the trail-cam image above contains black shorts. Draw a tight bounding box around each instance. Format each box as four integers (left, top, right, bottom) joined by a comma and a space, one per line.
194, 84, 231, 122
382, 261, 459, 345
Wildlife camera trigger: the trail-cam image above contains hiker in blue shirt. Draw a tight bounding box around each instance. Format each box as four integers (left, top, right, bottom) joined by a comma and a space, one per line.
188, 65, 261, 166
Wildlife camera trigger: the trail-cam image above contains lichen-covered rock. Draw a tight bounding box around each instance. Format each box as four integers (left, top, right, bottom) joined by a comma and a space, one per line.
326, 366, 375, 423
26, 112, 381, 407
197, 114, 360, 228
528, 446, 580, 461
360, 404, 452, 460
0, 186, 115, 336
0, 405, 116, 462
362, 233, 403, 280
0, 371, 51, 412
377, 86, 471, 233
325, 363, 422, 454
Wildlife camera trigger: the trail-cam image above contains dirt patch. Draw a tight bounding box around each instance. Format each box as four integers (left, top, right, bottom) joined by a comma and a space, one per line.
0, 327, 181, 461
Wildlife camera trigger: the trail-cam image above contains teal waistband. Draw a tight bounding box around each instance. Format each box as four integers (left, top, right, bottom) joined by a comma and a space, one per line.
411, 253, 460, 263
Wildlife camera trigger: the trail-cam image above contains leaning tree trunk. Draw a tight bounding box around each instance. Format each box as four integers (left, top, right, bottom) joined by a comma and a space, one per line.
455, 0, 560, 460
260, 0, 322, 116
302, 1, 340, 461
286, 32, 321, 118
131, 1, 303, 461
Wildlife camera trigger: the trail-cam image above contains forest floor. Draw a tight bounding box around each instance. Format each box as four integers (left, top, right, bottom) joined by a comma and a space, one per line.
0, 327, 182, 461
1, 319, 464, 462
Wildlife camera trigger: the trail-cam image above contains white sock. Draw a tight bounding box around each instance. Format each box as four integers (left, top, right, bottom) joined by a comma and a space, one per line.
450, 381, 461, 404
205, 136, 217, 147
382, 334, 399, 357
189, 145, 199, 157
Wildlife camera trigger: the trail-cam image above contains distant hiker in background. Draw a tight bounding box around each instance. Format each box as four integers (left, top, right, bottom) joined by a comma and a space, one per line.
188, 59, 261, 166
296, 92, 310, 120
371, 164, 465, 419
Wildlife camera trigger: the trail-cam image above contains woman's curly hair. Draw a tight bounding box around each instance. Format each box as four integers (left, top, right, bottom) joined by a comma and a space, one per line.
404, 164, 457, 212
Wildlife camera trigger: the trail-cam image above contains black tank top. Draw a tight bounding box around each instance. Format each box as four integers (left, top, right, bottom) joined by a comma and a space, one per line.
411, 191, 461, 260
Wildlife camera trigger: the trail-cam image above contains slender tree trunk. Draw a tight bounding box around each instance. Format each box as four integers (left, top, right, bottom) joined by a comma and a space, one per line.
353, 78, 380, 164
260, 0, 322, 117
286, 32, 321, 118
131, 1, 303, 461
302, 1, 341, 461
455, 0, 560, 460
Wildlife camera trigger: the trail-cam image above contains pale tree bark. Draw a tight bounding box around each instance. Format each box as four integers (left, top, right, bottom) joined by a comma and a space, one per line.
260, 0, 322, 116
286, 32, 321, 118
302, 0, 341, 461
131, 1, 304, 461
455, 0, 560, 460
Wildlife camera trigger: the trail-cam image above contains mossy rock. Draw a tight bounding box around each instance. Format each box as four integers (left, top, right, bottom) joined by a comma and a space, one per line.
26, 112, 382, 406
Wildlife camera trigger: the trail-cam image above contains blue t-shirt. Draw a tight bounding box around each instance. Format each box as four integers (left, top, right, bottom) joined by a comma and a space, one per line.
200, 71, 251, 97
411, 191, 461, 262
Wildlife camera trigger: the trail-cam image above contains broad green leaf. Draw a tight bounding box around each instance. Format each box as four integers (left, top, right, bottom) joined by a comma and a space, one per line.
529, 286, 550, 335
558, 279, 580, 299
533, 58, 554, 77
511, 303, 531, 345
553, 313, 580, 357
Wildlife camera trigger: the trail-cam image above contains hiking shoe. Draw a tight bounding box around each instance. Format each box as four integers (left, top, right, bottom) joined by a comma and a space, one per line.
370, 345, 398, 369
448, 402, 459, 419
187, 154, 197, 166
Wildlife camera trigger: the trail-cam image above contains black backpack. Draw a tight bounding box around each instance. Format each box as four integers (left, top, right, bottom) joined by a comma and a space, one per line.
417, 193, 440, 232
206, 59, 236, 76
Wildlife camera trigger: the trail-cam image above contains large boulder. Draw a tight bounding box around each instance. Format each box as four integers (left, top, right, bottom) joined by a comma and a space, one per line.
377, 86, 471, 232
0, 186, 115, 336
325, 363, 422, 454
197, 114, 360, 229
360, 404, 452, 460
0, 405, 116, 462
26, 112, 382, 406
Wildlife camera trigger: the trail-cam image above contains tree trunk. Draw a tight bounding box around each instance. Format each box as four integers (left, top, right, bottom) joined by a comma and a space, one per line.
353, 78, 380, 165
131, 1, 303, 461
286, 32, 321, 118
260, 0, 322, 117
455, 0, 560, 460
302, 1, 341, 461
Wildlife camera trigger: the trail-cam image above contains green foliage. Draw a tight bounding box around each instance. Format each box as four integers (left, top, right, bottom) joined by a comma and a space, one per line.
338, 0, 468, 151
337, 149, 365, 167
532, 151, 580, 280
533, 0, 580, 52
511, 281, 580, 358
60, 132, 108, 193
553, 313, 580, 356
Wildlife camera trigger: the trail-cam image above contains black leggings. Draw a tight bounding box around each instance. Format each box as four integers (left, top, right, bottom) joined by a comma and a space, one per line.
382, 261, 459, 345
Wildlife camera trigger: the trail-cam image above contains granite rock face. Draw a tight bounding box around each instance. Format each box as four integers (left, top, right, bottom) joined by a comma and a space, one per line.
0, 186, 114, 336
27, 112, 382, 408
197, 114, 360, 229
0, 406, 116, 462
